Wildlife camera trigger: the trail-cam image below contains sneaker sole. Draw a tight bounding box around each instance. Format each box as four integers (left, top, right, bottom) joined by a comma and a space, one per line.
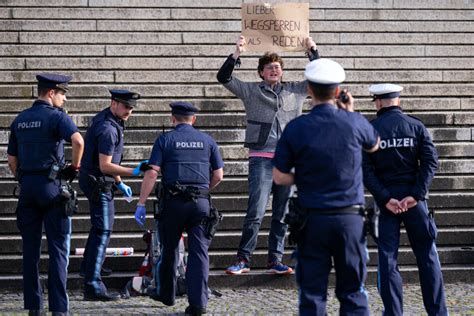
266, 268, 294, 275
225, 268, 250, 275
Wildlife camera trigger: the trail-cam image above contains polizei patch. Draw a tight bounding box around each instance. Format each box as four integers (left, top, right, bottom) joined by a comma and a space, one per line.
379, 138, 414, 150
175, 141, 204, 150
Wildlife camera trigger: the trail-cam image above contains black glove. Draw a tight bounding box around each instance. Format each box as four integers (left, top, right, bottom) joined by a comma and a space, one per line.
61, 165, 79, 182
140, 162, 152, 172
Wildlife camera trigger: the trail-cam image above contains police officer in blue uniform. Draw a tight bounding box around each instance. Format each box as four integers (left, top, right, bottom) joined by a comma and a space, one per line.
362, 84, 447, 315
135, 102, 224, 315
7, 74, 85, 315
273, 59, 380, 315
79, 89, 149, 301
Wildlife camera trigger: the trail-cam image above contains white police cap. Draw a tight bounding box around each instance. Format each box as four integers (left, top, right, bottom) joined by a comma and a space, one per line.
368, 83, 403, 100
304, 58, 345, 86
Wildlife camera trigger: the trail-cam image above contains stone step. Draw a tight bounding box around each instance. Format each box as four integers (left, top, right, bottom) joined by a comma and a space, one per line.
0, 98, 471, 113
0, 228, 472, 254
6, 8, 472, 21
13, 57, 474, 70
6, 32, 473, 45
0, 208, 473, 234
0, 158, 473, 178
2, 155, 474, 177
1, 43, 473, 58
1, 142, 474, 162
0, 175, 473, 196
0, 111, 472, 129
0, 264, 472, 291
0, 246, 472, 275
2, 69, 474, 84
0, 191, 473, 214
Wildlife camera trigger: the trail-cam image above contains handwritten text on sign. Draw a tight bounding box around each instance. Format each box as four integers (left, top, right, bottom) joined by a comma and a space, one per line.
242, 3, 309, 52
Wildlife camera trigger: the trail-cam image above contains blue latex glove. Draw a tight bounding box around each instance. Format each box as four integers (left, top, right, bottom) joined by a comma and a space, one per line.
117, 181, 132, 197
134, 204, 146, 227
132, 160, 150, 176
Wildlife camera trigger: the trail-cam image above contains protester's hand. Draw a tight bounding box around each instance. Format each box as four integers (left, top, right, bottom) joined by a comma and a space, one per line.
61, 164, 79, 182
385, 198, 405, 215
234, 35, 246, 57
132, 160, 151, 176
336, 89, 354, 112
306, 36, 317, 51
117, 181, 132, 197
134, 204, 146, 227
400, 196, 417, 210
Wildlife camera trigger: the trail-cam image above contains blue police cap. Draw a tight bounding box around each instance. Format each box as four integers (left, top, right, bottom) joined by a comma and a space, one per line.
109, 89, 140, 107
368, 84, 403, 101
36, 73, 72, 92
170, 101, 199, 116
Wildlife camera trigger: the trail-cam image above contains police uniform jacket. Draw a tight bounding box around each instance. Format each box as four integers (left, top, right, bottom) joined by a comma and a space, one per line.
80, 107, 124, 177
362, 106, 438, 206
149, 124, 224, 189
274, 104, 379, 209
7, 100, 79, 173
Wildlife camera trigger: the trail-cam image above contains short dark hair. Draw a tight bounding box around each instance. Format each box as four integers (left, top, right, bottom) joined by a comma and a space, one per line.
308, 82, 338, 102
38, 86, 52, 97
173, 114, 194, 123
257, 52, 283, 80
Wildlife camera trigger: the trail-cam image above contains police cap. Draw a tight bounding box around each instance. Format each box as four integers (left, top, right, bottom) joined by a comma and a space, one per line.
36, 73, 72, 92
109, 89, 141, 107
170, 101, 199, 116
304, 58, 345, 88
369, 83, 403, 101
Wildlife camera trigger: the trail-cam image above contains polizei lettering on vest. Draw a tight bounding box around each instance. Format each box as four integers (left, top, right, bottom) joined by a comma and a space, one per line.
379, 138, 414, 150
175, 141, 204, 149
17, 121, 42, 129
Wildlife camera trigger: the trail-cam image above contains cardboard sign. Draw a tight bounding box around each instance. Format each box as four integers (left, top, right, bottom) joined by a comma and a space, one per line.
242, 3, 309, 52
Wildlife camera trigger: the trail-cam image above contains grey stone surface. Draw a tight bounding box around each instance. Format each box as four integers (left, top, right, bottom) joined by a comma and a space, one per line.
20, 32, 182, 44
354, 57, 474, 69
12, 8, 171, 19
26, 57, 192, 69
0, 283, 473, 314
0, 44, 104, 56
394, 0, 473, 9
326, 9, 474, 20
98, 20, 239, 32
0, 58, 25, 70
0, 32, 18, 43
0, 20, 96, 31
0, 0, 87, 6
89, 0, 240, 7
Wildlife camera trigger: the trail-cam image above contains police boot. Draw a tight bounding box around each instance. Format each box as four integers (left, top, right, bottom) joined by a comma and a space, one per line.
28, 310, 42, 316
149, 291, 175, 306
52, 312, 69, 316
83, 291, 120, 301
185, 305, 207, 315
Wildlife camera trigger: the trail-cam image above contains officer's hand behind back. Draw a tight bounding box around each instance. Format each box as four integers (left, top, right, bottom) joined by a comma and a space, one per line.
134, 204, 146, 227
61, 164, 79, 182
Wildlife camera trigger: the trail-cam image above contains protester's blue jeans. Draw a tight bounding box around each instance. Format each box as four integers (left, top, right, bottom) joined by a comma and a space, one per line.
237, 157, 292, 263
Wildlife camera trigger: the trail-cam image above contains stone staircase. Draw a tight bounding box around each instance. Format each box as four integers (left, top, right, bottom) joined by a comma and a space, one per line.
0, 0, 472, 290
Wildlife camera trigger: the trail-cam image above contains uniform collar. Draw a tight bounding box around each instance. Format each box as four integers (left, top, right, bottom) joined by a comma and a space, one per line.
33, 99, 54, 108
310, 102, 337, 113
376, 105, 402, 117
259, 81, 282, 94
